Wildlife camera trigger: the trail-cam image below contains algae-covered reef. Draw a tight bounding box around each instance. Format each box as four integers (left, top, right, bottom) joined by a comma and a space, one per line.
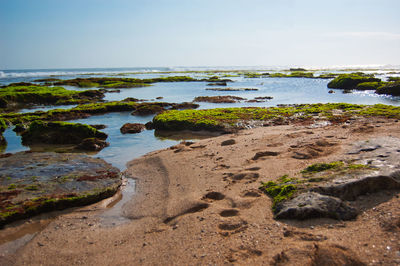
21, 121, 107, 145
1, 100, 199, 125
328, 73, 400, 96
0, 152, 121, 227
52, 76, 232, 88
152, 103, 400, 132
0, 84, 104, 109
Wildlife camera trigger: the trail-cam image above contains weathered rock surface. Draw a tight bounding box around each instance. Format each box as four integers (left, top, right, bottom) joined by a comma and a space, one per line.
0, 152, 121, 227
120, 123, 146, 134
274, 192, 358, 220
76, 137, 109, 151
272, 137, 400, 221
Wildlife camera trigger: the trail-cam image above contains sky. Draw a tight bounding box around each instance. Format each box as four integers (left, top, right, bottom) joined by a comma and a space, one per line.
0, 0, 399, 69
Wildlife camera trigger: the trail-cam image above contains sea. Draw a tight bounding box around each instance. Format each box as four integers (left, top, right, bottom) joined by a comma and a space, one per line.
1, 66, 400, 170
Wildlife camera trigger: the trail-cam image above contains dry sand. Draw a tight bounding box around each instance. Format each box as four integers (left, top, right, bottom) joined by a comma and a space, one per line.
1, 117, 399, 265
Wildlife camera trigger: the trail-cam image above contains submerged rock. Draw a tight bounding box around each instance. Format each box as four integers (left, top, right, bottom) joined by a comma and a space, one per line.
0, 152, 121, 227
76, 138, 109, 151
120, 123, 146, 134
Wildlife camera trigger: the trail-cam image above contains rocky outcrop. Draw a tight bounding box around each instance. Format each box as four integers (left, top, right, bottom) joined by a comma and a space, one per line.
21, 121, 107, 145
0, 152, 121, 227
120, 123, 146, 134
262, 137, 400, 221
76, 138, 109, 151
275, 192, 358, 220
376, 81, 400, 96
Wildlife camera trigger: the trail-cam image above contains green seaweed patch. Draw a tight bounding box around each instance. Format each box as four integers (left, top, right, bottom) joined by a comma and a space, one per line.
301, 161, 344, 174
53, 76, 231, 89
260, 175, 298, 209
327, 73, 381, 89
0, 84, 104, 108
0, 118, 7, 132
355, 82, 386, 90
153, 103, 400, 132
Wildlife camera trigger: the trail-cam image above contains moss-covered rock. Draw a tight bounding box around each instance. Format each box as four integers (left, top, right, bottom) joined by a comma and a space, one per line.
0, 152, 121, 227
21, 121, 107, 145
153, 103, 400, 132
355, 81, 385, 90
0, 84, 104, 108
376, 81, 400, 96
327, 73, 381, 89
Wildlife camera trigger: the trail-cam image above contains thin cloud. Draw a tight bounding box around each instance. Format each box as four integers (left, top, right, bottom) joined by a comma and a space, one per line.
324, 31, 400, 40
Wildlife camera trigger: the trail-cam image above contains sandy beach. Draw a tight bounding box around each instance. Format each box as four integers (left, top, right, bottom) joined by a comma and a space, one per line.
0, 116, 398, 265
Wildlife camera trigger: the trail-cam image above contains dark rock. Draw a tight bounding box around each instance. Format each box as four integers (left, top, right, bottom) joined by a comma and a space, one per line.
13, 123, 29, 133
221, 139, 236, 146
207, 81, 227, 86
76, 138, 109, 151
328, 90, 335, 94
0, 98, 7, 108
170, 102, 200, 110
376, 81, 400, 96
145, 121, 154, 130
89, 124, 107, 130
21, 121, 107, 145
275, 192, 358, 220
193, 96, 246, 103
156, 96, 164, 100
120, 123, 146, 134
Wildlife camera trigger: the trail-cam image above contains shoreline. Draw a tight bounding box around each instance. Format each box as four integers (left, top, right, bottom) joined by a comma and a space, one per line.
1, 116, 399, 265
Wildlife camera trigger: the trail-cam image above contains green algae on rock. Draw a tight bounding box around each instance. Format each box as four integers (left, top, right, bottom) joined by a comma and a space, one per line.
0, 84, 104, 109
152, 103, 400, 132
52, 76, 232, 88
1, 100, 199, 125
21, 121, 107, 145
0, 152, 121, 227
327, 73, 381, 90
375, 81, 400, 96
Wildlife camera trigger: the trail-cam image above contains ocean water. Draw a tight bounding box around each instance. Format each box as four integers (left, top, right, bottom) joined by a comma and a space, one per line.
1, 66, 400, 170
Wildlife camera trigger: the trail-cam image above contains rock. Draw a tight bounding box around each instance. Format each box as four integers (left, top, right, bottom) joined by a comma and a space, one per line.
13, 123, 29, 133
328, 90, 335, 94
274, 192, 358, 220
76, 138, 109, 151
327, 74, 381, 90
156, 96, 164, 100
207, 81, 227, 86
376, 81, 400, 96
145, 121, 154, 130
89, 124, 107, 130
312, 175, 400, 201
221, 139, 236, 146
21, 121, 107, 145
120, 123, 146, 134
193, 95, 246, 103
0, 152, 121, 227
0, 98, 7, 108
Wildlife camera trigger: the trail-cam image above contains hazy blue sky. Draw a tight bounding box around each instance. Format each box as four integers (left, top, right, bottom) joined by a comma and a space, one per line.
1, 0, 399, 69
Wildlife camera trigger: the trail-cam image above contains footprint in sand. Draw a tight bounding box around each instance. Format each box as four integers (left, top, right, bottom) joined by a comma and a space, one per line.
202, 191, 225, 201
218, 218, 248, 236
219, 209, 239, 217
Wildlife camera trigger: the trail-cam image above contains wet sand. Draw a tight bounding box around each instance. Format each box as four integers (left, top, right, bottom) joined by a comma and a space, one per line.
1, 117, 399, 265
